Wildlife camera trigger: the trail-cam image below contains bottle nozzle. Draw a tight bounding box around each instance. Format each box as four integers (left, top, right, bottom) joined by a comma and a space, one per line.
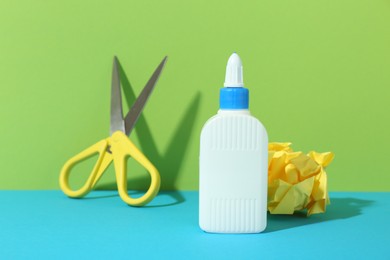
224, 52, 244, 88
220, 52, 248, 109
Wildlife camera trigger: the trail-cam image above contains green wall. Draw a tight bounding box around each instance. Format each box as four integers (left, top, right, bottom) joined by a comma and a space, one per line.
1, 0, 389, 191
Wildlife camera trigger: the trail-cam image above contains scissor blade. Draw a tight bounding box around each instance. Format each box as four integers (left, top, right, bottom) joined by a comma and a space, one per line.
124, 56, 167, 136
110, 56, 126, 135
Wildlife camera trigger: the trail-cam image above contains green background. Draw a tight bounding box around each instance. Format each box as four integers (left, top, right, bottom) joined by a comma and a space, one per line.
1, 0, 389, 191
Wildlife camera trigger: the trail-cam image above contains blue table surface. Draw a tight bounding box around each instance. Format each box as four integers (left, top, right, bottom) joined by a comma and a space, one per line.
0, 191, 389, 259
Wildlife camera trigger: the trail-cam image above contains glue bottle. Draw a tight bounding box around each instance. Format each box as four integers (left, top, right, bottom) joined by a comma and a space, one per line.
199, 53, 268, 233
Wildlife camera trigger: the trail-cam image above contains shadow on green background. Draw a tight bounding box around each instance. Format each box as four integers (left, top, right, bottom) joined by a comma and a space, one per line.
96, 59, 201, 203
1, 0, 389, 191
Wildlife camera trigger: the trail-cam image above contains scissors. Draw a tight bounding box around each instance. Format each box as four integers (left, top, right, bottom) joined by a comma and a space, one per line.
59, 56, 167, 206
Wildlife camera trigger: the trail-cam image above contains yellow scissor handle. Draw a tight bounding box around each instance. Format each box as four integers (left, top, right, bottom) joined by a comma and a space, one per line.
110, 131, 161, 206
59, 138, 113, 198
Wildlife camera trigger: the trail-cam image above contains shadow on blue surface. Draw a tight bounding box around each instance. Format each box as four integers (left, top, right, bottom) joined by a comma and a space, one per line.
265, 197, 374, 233
82, 190, 186, 207
83, 192, 119, 200
144, 191, 186, 208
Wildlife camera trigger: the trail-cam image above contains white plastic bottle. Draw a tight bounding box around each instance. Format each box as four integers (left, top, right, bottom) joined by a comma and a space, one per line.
199, 53, 268, 233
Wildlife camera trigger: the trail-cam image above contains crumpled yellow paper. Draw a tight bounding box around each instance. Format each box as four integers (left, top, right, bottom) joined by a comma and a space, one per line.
267, 143, 334, 216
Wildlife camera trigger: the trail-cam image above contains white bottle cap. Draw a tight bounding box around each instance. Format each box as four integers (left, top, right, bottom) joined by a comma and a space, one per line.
224, 52, 244, 88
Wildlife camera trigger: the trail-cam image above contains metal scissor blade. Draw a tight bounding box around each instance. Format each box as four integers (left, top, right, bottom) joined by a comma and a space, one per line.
124, 56, 167, 136
110, 56, 126, 135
